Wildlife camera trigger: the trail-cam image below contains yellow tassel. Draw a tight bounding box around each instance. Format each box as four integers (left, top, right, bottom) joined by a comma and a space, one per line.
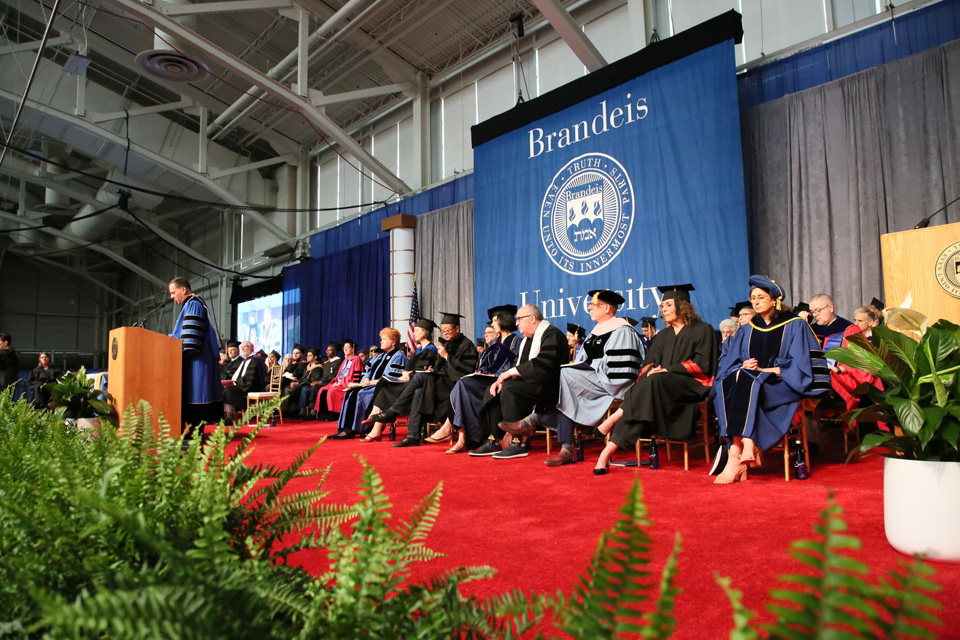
776, 298, 782, 311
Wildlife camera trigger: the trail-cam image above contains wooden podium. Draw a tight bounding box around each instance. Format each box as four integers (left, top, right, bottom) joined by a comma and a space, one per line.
108, 327, 182, 437
881, 222, 960, 324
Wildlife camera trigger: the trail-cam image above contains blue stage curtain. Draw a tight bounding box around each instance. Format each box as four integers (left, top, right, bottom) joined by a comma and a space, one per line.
282, 237, 389, 354
738, 0, 960, 108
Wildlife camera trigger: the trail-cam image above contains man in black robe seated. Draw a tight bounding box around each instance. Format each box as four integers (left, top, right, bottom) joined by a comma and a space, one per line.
469, 304, 567, 460
222, 341, 268, 423
220, 340, 241, 380
367, 312, 478, 448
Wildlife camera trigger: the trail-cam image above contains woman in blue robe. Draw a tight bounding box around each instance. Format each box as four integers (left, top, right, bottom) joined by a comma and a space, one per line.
711, 275, 831, 483
332, 328, 407, 439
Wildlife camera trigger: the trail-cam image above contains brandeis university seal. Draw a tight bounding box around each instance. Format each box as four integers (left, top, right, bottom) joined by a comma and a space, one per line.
935, 241, 960, 299
540, 152, 634, 275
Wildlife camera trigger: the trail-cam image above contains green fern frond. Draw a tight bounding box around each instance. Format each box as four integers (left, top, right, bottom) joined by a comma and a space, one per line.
873, 557, 942, 638
765, 496, 882, 639
716, 574, 760, 640
639, 531, 682, 639
563, 476, 656, 637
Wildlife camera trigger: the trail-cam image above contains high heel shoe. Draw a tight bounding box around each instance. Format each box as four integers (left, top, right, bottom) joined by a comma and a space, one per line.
445, 444, 465, 454
593, 460, 611, 476
424, 431, 453, 444
360, 433, 383, 443
713, 459, 748, 484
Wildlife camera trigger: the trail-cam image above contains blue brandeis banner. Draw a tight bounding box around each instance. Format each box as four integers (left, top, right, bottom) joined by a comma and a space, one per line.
473, 39, 750, 330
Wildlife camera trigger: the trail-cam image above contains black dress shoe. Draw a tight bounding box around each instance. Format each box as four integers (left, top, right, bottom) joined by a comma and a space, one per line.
392, 437, 420, 448
329, 430, 354, 440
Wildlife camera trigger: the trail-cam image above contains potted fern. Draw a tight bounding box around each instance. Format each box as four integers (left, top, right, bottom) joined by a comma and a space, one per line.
827, 310, 960, 561
45, 366, 118, 429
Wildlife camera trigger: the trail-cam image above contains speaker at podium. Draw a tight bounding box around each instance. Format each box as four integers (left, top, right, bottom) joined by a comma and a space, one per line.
107, 327, 182, 437
881, 221, 960, 324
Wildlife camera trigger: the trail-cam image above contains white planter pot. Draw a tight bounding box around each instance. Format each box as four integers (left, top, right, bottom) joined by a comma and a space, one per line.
884, 457, 960, 562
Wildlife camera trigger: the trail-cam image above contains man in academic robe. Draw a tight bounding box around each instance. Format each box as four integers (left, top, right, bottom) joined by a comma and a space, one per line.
532, 290, 644, 467
220, 341, 241, 380
595, 284, 719, 460
469, 304, 567, 460
371, 312, 478, 448
168, 277, 223, 440
809, 293, 852, 347
222, 341, 267, 422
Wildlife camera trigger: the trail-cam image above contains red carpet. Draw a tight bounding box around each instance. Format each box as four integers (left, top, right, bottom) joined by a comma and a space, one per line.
227, 420, 960, 638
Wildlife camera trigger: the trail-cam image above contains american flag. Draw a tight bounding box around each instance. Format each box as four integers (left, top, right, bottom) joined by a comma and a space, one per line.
407, 280, 420, 355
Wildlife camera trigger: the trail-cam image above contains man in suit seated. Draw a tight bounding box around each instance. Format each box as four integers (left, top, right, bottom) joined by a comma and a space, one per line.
222, 341, 267, 423
469, 304, 567, 460
535, 290, 644, 467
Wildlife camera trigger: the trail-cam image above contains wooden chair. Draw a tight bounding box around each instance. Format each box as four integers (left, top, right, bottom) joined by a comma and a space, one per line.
752, 399, 814, 481
246, 364, 283, 426
541, 398, 622, 457
634, 398, 712, 471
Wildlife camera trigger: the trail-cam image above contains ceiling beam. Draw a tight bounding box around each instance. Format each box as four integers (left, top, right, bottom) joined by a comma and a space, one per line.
0, 85, 296, 245
0, 210, 167, 287
530, 0, 607, 72
30, 255, 136, 304
0, 34, 73, 55
208, 153, 294, 180
0, 0, 298, 155
303, 82, 412, 106
89, 99, 194, 123
158, 0, 291, 16
98, 0, 410, 194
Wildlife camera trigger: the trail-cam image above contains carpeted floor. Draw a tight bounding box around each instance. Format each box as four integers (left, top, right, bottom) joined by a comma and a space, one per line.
226, 418, 960, 639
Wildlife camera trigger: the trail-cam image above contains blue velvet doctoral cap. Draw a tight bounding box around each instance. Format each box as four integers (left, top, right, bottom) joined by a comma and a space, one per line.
748, 275, 785, 302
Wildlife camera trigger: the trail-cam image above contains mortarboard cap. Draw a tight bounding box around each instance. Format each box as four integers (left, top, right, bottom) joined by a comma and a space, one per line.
566, 323, 586, 340
269, 350, 281, 360
657, 283, 695, 303
729, 301, 752, 316
226, 340, 240, 348
476, 338, 485, 347
625, 317, 639, 327
293, 343, 305, 352
487, 304, 518, 319
794, 302, 810, 314
439, 311, 464, 325
587, 289, 626, 306
870, 297, 885, 310
415, 317, 438, 332
328, 341, 342, 352
640, 316, 658, 328
256, 349, 268, 359
747, 275, 785, 302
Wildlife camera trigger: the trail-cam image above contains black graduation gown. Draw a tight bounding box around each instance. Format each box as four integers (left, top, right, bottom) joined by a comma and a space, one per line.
370, 344, 439, 409
0, 348, 18, 392
280, 360, 307, 392
611, 320, 718, 447
27, 365, 61, 408
417, 333, 478, 419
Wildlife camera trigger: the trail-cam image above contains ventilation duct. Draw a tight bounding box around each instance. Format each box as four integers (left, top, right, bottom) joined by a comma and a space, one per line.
135, 0, 208, 83
33, 155, 77, 218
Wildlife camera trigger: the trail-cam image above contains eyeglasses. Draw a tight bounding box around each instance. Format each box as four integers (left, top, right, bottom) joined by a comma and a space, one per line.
516, 314, 532, 322
811, 305, 829, 315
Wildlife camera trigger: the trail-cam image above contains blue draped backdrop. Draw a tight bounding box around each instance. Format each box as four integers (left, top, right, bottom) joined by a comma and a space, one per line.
282, 237, 389, 354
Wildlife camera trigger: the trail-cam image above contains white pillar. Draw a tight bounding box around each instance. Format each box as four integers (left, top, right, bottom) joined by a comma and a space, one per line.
382, 214, 417, 343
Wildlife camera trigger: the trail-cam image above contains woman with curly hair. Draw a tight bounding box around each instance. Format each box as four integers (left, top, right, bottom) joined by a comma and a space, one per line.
592, 284, 718, 475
